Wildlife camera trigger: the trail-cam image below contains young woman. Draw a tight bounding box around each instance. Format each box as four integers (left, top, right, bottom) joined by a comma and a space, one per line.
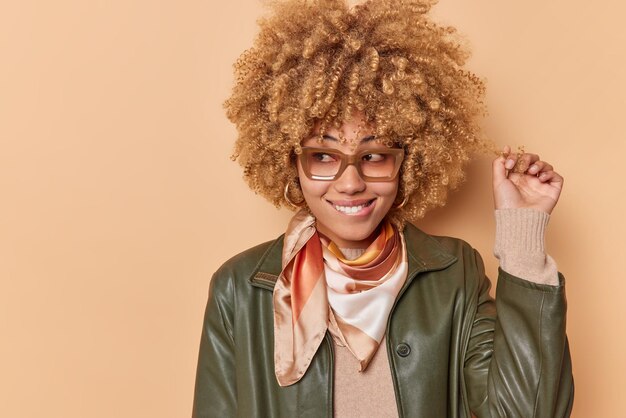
193, 0, 574, 416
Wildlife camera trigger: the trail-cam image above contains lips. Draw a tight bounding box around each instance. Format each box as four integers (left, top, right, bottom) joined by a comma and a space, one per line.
326, 198, 376, 215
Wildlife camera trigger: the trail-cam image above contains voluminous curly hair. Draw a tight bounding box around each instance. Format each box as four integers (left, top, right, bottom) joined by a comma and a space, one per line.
225, 0, 488, 223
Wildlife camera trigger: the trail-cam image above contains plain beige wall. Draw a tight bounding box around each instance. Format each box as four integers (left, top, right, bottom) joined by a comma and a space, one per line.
1, 1, 624, 417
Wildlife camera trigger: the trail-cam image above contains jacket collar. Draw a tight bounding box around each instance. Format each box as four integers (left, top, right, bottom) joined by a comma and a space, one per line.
250, 222, 457, 290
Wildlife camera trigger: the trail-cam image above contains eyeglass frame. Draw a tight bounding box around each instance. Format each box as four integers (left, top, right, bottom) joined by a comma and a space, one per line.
297, 146, 405, 182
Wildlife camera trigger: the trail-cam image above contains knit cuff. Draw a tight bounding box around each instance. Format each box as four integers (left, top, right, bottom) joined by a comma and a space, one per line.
494, 208, 559, 286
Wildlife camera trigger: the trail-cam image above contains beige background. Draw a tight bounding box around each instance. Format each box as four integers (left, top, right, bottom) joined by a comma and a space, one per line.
1, 0, 624, 417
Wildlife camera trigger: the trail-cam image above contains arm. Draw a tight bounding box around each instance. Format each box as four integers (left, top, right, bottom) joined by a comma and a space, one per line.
463, 148, 574, 416
464, 250, 574, 417
192, 270, 237, 418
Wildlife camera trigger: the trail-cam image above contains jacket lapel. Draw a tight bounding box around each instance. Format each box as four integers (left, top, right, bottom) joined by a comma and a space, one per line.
249, 235, 283, 290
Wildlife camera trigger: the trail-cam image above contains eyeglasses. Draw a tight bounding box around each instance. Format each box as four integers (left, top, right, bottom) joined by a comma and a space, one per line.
298, 147, 404, 182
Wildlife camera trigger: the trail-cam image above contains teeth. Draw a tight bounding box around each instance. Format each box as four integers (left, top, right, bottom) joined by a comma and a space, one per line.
333, 202, 370, 214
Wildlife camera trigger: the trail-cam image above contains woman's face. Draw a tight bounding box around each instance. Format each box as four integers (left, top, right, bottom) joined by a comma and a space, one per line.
297, 113, 400, 249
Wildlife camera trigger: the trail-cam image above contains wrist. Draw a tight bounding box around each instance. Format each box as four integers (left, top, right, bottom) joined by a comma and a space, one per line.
494, 208, 549, 254
493, 208, 559, 286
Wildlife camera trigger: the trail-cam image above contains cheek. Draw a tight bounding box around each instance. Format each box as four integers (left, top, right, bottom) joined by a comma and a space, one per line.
299, 178, 327, 200
297, 164, 326, 199
376, 180, 400, 198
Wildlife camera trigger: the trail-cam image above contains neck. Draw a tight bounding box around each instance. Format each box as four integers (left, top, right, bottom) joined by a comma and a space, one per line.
338, 247, 367, 261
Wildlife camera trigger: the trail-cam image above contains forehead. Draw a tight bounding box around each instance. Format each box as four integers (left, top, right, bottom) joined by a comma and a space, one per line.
302, 114, 383, 151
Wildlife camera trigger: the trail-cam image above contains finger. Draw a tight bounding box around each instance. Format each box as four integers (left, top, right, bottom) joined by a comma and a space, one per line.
551, 172, 564, 188
537, 170, 555, 182
504, 150, 517, 170
538, 170, 564, 187
528, 161, 553, 175
493, 147, 509, 183
515, 153, 540, 172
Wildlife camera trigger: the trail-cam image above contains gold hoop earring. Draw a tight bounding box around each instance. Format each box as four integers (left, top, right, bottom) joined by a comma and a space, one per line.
284, 182, 305, 208
393, 192, 409, 209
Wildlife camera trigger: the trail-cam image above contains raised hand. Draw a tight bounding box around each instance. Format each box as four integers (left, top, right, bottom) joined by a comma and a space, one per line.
492, 145, 564, 214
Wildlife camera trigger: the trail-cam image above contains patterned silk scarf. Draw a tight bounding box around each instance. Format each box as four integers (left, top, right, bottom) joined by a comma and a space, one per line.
273, 209, 408, 387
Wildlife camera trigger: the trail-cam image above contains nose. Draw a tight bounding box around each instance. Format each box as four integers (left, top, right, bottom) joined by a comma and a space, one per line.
333, 164, 366, 194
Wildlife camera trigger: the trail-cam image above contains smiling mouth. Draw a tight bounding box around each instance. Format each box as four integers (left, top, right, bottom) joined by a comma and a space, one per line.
327, 199, 376, 214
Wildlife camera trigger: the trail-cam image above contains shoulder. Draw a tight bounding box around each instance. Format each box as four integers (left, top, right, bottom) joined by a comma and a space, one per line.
210, 235, 285, 291
402, 223, 488, 294
431, 234, 476, 256
402, 222, 480, 266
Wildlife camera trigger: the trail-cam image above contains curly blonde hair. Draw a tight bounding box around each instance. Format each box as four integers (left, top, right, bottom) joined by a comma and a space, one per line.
225, 0, 489, 223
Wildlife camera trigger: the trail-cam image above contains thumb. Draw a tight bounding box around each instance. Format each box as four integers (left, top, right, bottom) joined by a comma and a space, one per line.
492, 146, 510, 185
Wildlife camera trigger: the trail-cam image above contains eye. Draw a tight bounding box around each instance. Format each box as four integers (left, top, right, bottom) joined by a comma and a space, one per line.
362, 153, 387, 163
312, 152, 337, 163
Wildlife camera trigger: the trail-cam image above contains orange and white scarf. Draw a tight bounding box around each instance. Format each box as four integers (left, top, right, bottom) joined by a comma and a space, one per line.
273, 210, 408, 386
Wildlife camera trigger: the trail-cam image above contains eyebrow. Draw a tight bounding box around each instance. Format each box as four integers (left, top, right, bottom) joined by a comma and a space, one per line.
322, 134, 376, 143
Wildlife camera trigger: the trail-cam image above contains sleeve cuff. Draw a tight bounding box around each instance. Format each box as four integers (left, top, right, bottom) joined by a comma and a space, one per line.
494, 208, 560, 286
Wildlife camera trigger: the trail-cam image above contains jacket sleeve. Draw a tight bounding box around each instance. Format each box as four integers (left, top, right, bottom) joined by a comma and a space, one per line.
192, 270, 237, 418
463, 249, 574, 418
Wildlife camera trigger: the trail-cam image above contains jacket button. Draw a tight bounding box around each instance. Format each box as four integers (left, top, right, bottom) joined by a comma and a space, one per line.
396, 343, 411, 357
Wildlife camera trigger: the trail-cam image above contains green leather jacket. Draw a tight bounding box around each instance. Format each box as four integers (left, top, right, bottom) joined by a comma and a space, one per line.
192, 223, 574, 417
